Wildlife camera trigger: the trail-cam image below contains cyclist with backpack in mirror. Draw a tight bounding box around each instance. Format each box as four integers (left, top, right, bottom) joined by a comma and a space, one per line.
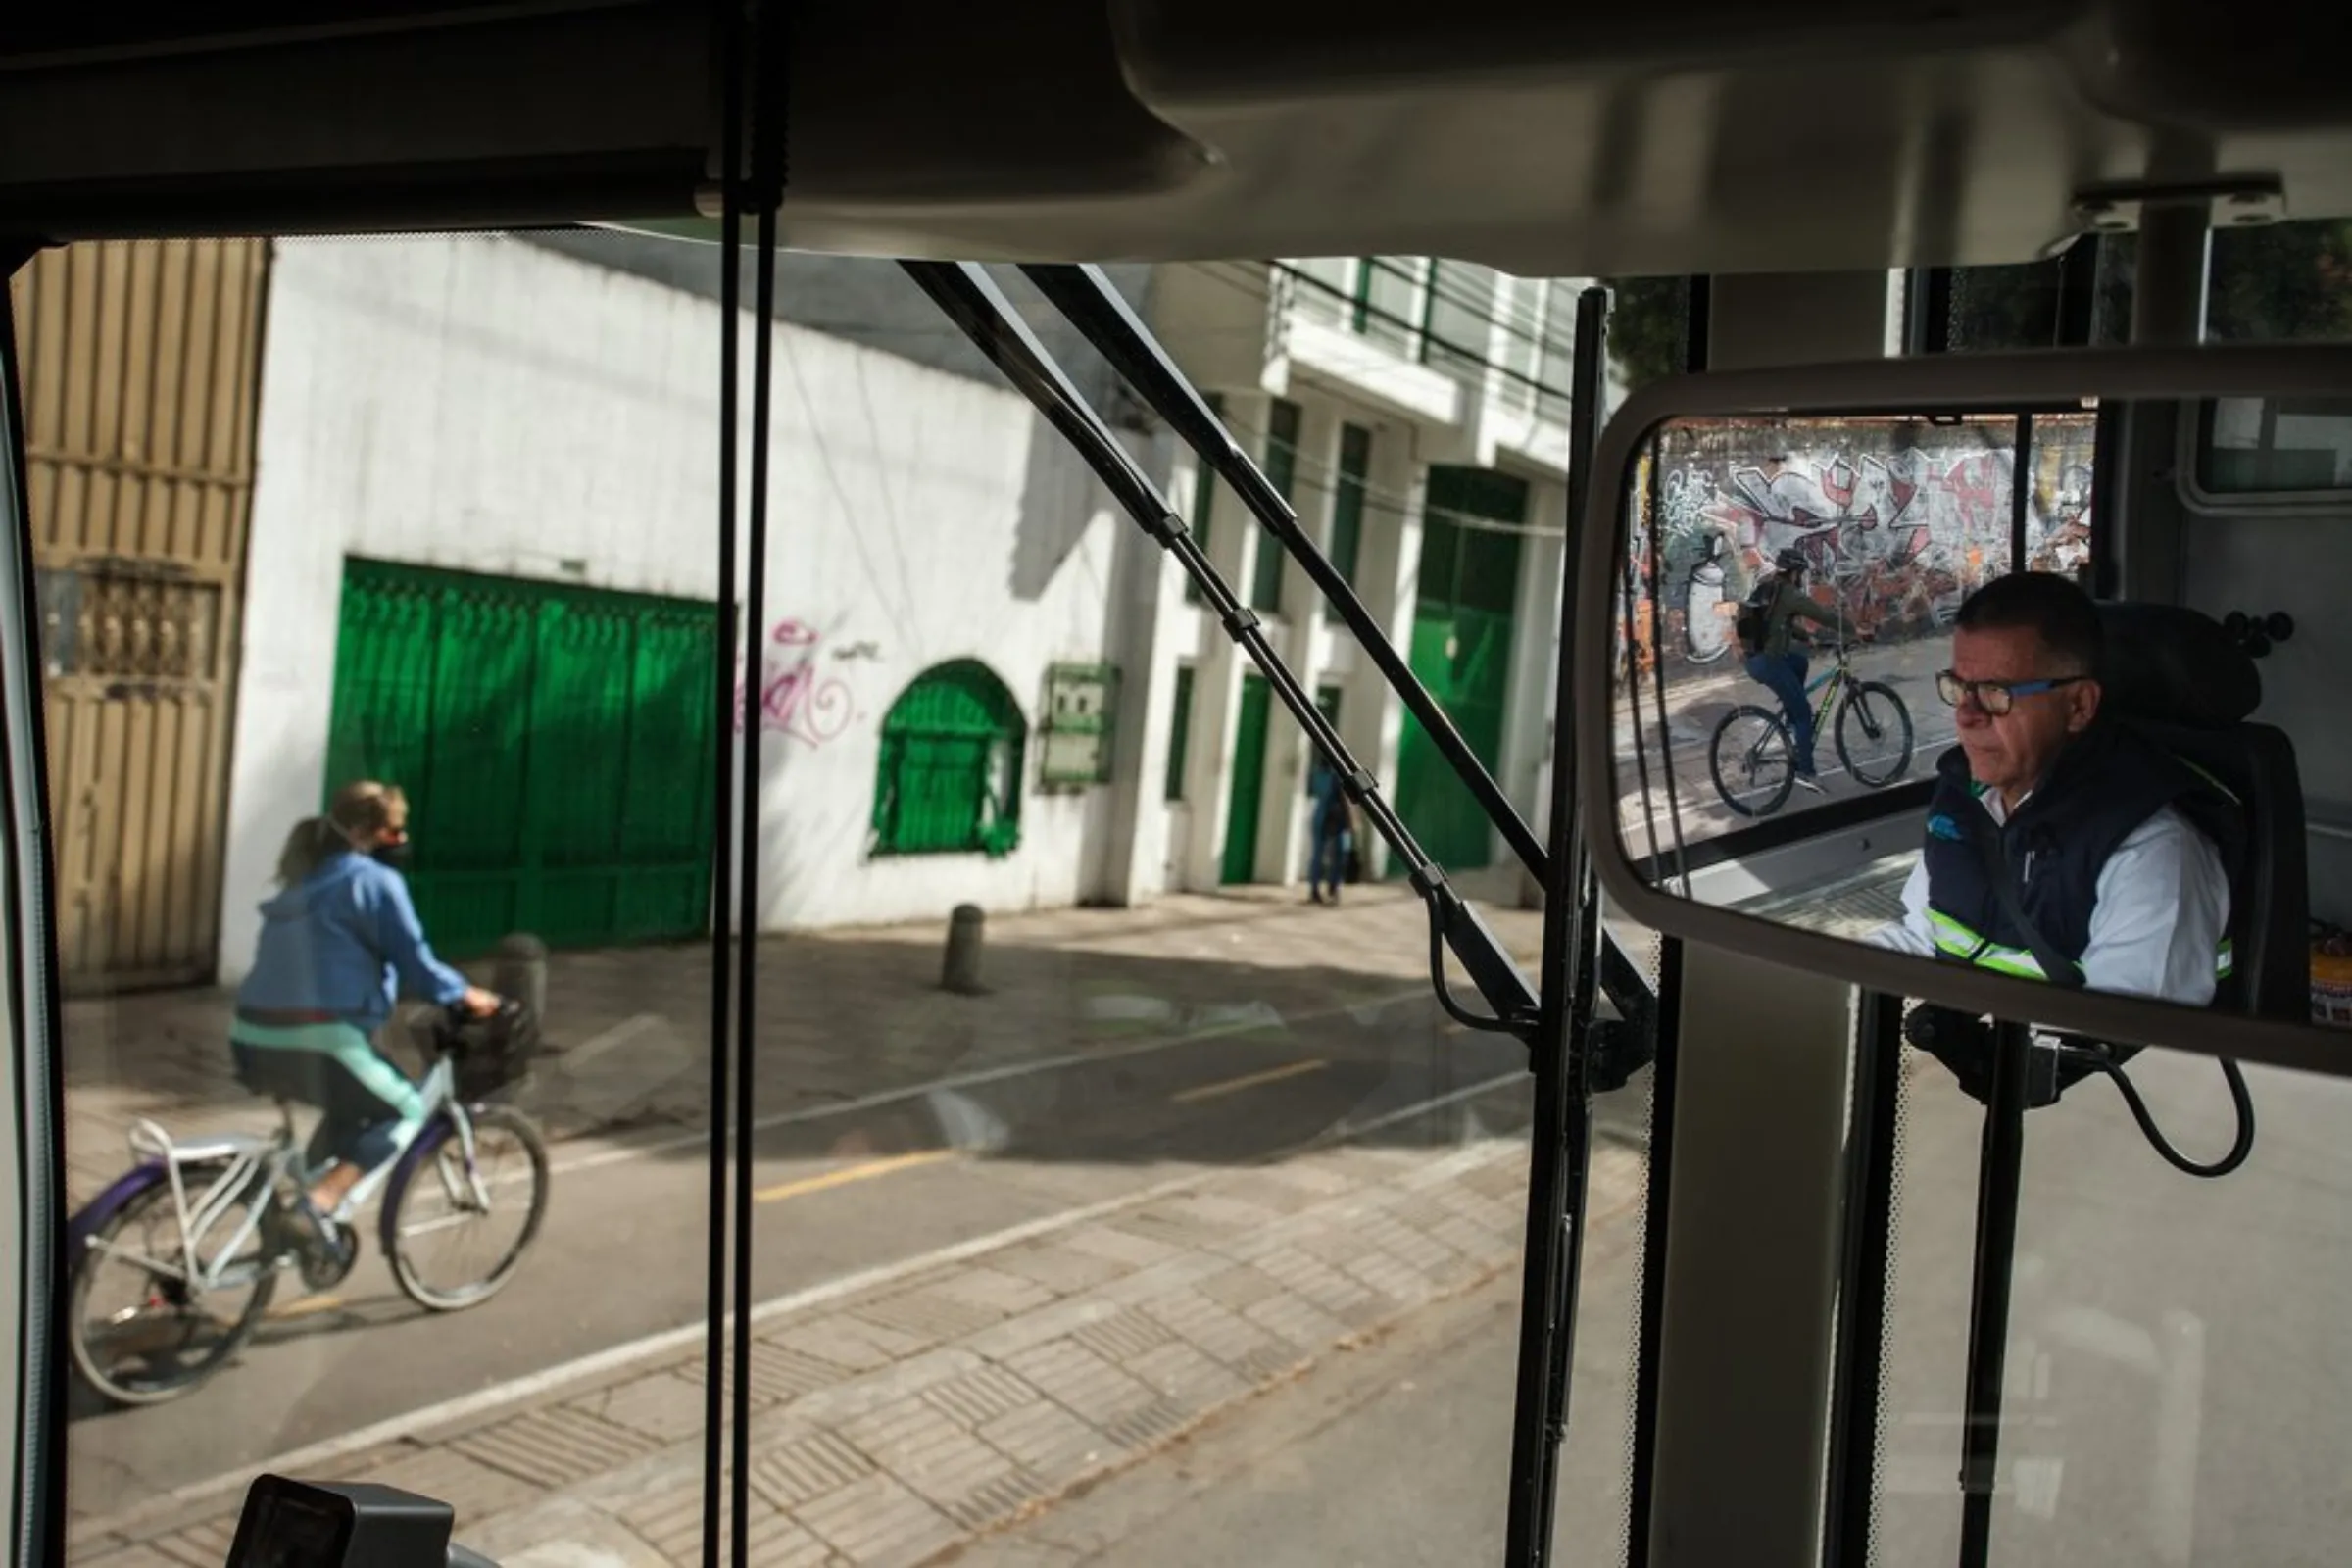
1735, 547, 1842, 793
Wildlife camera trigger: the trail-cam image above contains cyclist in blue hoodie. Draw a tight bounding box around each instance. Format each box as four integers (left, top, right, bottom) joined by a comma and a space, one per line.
233, 780, 498, 1247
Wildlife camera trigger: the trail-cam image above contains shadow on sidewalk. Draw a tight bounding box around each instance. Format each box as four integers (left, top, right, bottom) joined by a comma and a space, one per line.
59, 888, 1564, 1194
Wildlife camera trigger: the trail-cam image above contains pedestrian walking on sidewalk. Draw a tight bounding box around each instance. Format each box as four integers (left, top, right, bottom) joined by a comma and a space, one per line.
1308, 760, 1357, 905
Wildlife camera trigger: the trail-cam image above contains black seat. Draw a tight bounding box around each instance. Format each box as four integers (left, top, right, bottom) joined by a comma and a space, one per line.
2097, 603, 2310, 1022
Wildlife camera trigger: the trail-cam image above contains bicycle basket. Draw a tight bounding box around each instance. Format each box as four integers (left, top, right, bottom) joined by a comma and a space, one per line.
436, 1000, 542, 1099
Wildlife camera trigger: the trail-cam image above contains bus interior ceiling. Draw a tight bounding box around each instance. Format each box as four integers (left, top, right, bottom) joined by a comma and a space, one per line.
0, 2, 2347, 274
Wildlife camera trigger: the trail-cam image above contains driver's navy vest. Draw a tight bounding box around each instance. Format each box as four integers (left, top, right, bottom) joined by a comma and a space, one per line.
1920, 722, 2236, 986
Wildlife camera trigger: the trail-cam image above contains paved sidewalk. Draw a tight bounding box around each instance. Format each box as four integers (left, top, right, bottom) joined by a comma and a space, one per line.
61, 882, 1544, 1208
72, 1112, 1647, 1568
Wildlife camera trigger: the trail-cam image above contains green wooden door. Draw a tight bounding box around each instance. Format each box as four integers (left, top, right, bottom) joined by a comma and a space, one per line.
1392, 468, 1528, 875
1220, 673, 1272, 885
872, 661, 1024, 858
325, 559, 717, 958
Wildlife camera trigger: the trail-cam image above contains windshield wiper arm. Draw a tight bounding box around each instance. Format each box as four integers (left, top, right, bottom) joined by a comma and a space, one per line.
901, 259, 1538, 1034
1021, 263, 1550, 884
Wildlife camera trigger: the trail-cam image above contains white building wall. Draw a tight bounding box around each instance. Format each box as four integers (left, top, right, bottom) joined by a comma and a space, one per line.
218, 235, 1152, 982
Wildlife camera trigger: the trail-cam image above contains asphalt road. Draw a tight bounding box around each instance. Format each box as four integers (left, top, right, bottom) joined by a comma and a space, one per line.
959, 1049, 2352, 1568
65, 984, 1533, 1519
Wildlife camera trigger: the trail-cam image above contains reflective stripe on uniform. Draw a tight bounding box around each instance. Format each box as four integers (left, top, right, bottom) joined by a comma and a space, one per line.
1930, 909, 2231, 984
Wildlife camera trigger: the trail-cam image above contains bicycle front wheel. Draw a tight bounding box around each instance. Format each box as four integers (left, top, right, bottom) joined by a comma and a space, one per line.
1709, 705, 1796, 818
68, 1163, 278, 1406
383, 1104, 550, 1312
1835, 681, 1916, 787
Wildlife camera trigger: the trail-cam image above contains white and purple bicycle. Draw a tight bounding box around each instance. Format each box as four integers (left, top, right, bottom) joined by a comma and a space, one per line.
64, 1001, 549, 1406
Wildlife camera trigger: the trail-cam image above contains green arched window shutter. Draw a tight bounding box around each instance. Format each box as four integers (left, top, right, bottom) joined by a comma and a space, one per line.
872, 661, 1025, 857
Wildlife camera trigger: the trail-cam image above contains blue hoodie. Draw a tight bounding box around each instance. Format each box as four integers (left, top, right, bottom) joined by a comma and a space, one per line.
236, 852, 469, 1034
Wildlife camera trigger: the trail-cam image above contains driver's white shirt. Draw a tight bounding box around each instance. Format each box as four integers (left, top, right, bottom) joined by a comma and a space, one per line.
1868, 787, 2232, 1006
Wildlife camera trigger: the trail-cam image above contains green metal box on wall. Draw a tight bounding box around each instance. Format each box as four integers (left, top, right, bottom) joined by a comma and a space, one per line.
324, 557, 718, 959
1036, 662, 1120, 790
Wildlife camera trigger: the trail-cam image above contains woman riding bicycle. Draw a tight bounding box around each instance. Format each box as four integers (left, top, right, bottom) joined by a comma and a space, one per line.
1740, 547, 1841, 791
230, 780, 498, 1249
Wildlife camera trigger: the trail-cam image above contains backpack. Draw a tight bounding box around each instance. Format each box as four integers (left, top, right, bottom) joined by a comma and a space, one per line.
1734, 578, 1776, 657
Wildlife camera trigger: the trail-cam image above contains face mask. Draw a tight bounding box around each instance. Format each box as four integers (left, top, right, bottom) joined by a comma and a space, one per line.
370, 840, 413, 873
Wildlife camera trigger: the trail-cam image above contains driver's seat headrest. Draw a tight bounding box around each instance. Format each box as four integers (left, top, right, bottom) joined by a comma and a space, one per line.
2095, 602, 2261, 729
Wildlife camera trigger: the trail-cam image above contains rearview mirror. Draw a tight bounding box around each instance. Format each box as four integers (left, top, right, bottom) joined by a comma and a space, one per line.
1572, 343, 2352, 1080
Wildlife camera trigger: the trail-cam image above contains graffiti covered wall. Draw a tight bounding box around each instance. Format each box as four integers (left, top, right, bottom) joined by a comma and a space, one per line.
1625, 414, 2097, 672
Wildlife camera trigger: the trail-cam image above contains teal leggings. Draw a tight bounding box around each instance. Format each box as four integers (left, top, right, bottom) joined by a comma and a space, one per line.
228, 1019, 424, 1173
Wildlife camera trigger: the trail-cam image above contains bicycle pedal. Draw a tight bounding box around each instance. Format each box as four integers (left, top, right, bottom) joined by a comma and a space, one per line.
299, 1228, 361, 1293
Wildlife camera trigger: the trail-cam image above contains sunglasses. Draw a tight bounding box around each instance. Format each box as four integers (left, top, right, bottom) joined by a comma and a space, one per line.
1936, 670, 2086, 716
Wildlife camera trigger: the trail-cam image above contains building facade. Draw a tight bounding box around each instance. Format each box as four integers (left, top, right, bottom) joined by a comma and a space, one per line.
18, 232, 1593, 990
1148, 256, 1591, 904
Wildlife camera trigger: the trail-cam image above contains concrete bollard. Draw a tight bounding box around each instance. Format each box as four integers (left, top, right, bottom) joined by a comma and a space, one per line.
494, 932, 549, 1027
942, 904, 987, 995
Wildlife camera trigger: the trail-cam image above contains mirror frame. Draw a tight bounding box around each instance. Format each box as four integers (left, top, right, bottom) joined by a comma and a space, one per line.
1574, 341, 2352, 1081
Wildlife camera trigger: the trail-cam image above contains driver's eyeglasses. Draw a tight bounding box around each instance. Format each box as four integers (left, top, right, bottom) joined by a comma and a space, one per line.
1936, 671, 2085, 715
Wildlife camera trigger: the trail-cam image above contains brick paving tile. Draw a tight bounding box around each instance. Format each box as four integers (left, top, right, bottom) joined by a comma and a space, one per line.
451, 1403, 665, 1490
134, 1522, 238, 1568
748, 1428, 875, 1511
974, 1397, 1108, 1481
617, 1476, 832, 1565
1068, 1306, 1175, 1364
1137, 1288, 1282, 1371
929, 1266, 1057, 1318
769, 1313, 930, 1375
795, 1472, 962, 1568
1196, 1262, 1283, 1311
919, 1364, 1040, 1430
67, 1548, 177, 1568
1058, 1226, 1182, 1270
1124, 1339, 1250, 1413
570, 1370, 712, 1444
1003, 1339, 1157, 1427
1242, 1293, 1352, 1353
986, 1240, 1132, 1296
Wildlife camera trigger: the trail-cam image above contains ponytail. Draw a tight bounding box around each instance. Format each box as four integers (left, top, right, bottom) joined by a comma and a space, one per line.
274, 817, 347, 885
275, 779, 409, 885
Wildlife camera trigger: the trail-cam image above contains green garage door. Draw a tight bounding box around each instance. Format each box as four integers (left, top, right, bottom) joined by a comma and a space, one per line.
1220, 673, 1272, 884
1392, 467, 1527, 876
324, 559, 716, 958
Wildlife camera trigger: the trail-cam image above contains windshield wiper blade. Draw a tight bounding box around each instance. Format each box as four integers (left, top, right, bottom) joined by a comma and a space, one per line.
901, 258, 1537, 1033
1021, 263, 1550, 884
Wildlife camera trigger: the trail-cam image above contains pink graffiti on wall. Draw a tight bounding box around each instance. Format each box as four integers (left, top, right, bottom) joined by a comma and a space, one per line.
734, 618, 856, 745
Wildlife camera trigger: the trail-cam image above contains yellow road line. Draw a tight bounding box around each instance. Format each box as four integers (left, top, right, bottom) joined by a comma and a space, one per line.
267, 1295, 346, 1321
1170, 1058, 1329, 1105
754, 1149, 958, 1204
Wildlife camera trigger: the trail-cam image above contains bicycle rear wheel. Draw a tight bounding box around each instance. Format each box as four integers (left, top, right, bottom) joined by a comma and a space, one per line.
68, 1163, 278, 1406
1835, 680, 1916, 787
383, 1103, 550, 1312
1709, 705, 1796, 817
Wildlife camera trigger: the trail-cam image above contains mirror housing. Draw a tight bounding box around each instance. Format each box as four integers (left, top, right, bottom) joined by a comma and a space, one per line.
1573, 342, 2352, 1080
